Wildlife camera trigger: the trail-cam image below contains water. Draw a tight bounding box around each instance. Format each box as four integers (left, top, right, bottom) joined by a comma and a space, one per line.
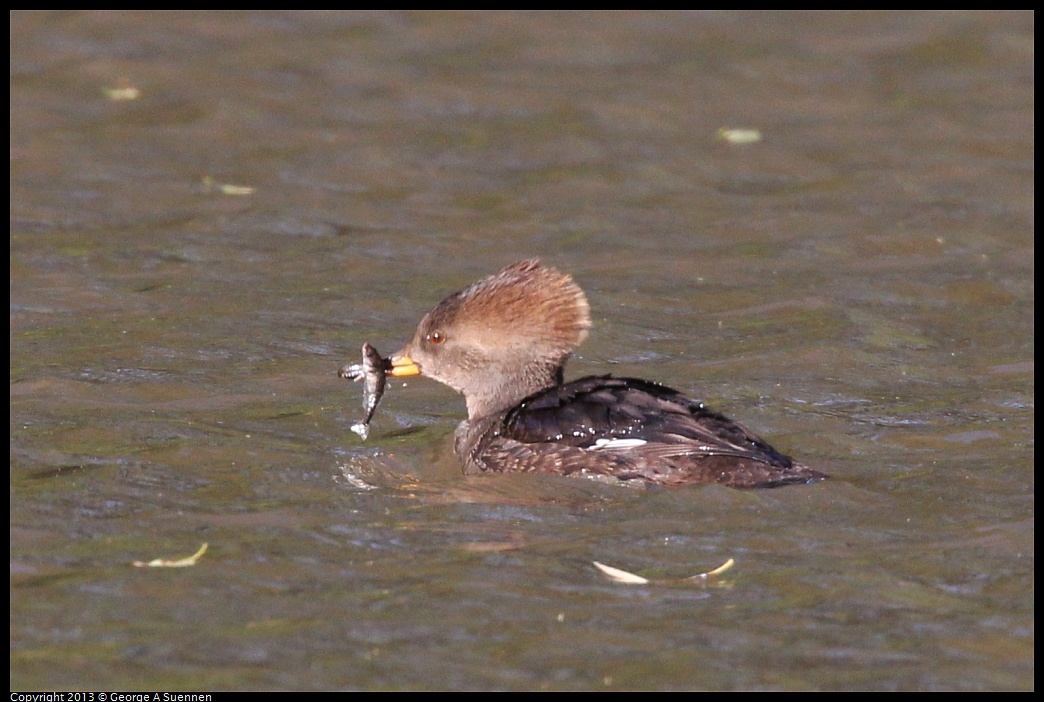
11, 11, 1033, 690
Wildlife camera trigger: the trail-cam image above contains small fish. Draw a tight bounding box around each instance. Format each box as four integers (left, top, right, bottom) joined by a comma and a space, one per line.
339, 343, 390, 440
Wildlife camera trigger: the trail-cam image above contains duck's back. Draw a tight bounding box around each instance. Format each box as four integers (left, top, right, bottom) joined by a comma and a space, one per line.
461, 375, 826, 488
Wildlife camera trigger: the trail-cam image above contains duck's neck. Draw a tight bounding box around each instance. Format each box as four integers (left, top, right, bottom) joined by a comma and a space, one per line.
463, 364, 564, 421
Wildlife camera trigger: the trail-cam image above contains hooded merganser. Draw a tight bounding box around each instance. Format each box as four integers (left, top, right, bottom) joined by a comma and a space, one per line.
382, 260, 826, 488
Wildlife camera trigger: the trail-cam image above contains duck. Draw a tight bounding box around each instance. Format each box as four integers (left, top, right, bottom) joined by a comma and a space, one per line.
383, 259, 826, 488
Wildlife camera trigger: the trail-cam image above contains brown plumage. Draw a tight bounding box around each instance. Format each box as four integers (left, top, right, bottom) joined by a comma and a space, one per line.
385, 259, 826, 488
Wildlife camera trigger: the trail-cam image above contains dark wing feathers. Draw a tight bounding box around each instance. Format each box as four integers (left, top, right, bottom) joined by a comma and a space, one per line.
465, 375, 827, 487
503, 375, 792, 466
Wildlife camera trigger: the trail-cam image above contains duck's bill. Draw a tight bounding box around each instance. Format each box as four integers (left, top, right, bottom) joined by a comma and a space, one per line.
388, 353, 421, 377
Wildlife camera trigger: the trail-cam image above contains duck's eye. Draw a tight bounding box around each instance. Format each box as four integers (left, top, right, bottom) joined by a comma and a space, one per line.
427, 330, 444, 345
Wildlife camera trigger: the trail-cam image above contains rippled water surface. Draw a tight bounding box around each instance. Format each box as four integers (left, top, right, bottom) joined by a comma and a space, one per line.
11, 11, 1032, 691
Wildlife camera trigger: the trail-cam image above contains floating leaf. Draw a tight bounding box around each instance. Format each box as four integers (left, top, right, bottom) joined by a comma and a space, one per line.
688, 557, 735, 580
717, 127, 763, 144
133, 543, 208, 568
593, 557, 735, 585
201, 176, 255, 196
103, 85, 141, 101
592, 560, 649, 584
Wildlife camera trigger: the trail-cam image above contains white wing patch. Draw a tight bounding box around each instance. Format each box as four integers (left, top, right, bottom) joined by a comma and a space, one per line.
590, 437, 648, 450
